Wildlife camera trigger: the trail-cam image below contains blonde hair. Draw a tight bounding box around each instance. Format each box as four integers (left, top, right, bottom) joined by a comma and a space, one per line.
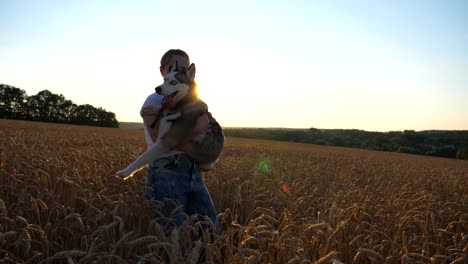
160, 49, 190, 67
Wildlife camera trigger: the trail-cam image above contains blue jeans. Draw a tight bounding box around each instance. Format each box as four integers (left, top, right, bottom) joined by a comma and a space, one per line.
144, 153, 218, 235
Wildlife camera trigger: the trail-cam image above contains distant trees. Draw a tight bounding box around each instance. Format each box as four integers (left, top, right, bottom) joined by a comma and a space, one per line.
223, 127, 468, 160
0, 84, 118, 127
1, 84, 28, 119
456, 146, 468, 160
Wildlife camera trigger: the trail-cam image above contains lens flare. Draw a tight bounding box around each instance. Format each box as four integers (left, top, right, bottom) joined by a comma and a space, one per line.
256, 156, 272, 173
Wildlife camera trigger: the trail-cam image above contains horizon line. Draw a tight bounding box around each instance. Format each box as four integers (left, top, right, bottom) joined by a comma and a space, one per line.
118, 121, 467, 133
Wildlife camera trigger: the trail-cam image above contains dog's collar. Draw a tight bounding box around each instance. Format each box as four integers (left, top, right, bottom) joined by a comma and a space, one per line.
160, 96, 173, 111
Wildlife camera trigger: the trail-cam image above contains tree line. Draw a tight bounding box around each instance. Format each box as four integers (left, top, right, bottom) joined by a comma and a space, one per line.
224, 127, 468, 160
0, 84, 119, 127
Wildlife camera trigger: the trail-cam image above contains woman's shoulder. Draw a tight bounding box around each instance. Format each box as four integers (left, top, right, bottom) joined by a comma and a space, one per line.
142, 93, 164, 107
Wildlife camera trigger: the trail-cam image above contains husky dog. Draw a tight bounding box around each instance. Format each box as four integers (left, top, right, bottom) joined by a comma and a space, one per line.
116, 63, 224, 178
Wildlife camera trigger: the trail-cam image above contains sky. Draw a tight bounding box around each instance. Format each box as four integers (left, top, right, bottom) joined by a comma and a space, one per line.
1, 0, 467, 131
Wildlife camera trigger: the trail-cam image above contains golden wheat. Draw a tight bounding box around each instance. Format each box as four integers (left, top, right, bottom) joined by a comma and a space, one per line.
1, 119, 467, 263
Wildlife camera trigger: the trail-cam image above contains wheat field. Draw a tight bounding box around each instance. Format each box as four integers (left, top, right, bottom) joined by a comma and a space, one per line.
0, 119, 467, 264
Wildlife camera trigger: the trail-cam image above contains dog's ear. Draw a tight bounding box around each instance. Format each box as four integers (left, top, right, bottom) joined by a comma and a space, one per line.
169, 61, 178, 73
186, 63, 196, 81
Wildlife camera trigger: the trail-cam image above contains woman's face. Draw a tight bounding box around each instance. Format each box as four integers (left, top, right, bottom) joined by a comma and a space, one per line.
160, 55, 190, 78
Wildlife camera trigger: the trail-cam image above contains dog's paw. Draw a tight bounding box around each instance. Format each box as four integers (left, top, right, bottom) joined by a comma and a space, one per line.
165, 112, 182, 121
115, 169, 132, 179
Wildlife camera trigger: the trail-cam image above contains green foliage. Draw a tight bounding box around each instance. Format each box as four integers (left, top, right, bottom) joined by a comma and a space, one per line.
224, 127, 468, 160
0, 84, 27, 119
0, 84, 119, 127
456, 146, 468, 160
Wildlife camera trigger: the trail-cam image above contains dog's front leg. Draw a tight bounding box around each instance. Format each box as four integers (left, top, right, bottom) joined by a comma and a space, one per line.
115, 113, 181, 179
115, 140, 171, 178
115, 114, 180, 178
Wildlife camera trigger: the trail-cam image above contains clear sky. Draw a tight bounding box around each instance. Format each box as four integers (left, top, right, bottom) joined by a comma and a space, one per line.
1, 0, 467, 131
